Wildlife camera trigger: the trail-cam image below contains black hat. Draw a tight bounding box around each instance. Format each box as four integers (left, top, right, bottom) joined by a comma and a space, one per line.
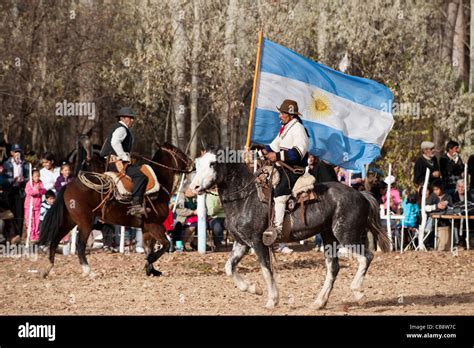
11, 144, 23, 153
116, 107, 136, 118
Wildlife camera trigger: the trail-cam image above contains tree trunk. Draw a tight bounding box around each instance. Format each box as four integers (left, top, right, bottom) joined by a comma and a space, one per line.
470, 0, 474, 92
170, 0, 187, 150
189, 0, 200, 158
77, 0, 99, 146
222, 0, 238, 148
317, 0, 328, 61
442, 1, 459, 65
452, 0, 466, 82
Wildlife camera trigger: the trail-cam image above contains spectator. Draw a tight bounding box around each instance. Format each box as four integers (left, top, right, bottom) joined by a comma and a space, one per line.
40, 190, 56, 226
439, 140, 464, 196
452, 179, 473, 204
92, 220, 117, 253
39, 152, 60, 192
414, 141, 440, 186
175, 188, 199, 250
399, 191, 420, 229
451, 179, 472, 247
24, 168, 46, 242
425, 180, 453, 213
423, 180, 452, 248
381, 175, 402, 213
54, 162, 74, 193
163, 208, 183, 252
205, 186, 226, 250
2, 144, 29, 238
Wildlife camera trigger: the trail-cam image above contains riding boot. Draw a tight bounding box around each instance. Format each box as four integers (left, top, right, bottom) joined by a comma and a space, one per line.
262, 195, 289, 246
127, 197, 147, 218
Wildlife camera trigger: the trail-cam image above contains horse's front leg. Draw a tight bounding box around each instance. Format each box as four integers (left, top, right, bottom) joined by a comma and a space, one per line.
253, 243, 279, 309
143, 224, 168, 277
225, 241, 263, 295
312, 235, 340, 310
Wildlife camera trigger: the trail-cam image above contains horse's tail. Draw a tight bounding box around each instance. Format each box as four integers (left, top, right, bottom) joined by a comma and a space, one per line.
361, 191, 391, 252
39, 188, 66, 246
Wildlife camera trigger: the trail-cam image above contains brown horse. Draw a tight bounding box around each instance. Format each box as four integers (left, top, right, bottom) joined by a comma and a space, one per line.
39, 143, 193, 277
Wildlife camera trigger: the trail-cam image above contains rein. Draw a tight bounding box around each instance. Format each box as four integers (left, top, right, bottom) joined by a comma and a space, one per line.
206, 166, 265, 202
134, 148, 193, 174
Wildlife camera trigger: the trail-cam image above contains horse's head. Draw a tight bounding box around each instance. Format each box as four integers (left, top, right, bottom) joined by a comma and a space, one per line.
190, 146, 225, 195
154, 142, 194, 173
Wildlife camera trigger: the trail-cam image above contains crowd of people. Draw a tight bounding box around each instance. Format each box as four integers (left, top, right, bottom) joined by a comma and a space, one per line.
0, 141, 76, 246
0, 138, 473, 253
0, 140, 229, 253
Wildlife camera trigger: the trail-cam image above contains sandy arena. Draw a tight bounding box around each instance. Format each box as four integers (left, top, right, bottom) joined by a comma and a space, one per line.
1, 245, 473, 315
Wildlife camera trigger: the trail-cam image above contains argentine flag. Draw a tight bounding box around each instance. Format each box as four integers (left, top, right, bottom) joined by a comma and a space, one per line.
250, 38, 394, 173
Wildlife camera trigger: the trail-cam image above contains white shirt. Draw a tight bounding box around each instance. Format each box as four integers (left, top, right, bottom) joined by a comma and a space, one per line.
269, 118, 309, 161
110, 121, 131, 161
40, 167, 60, 192
12, 158, 23, 180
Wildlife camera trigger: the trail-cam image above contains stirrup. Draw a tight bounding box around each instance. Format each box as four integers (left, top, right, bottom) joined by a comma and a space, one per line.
262, 225, 282, 246
127, 204, 147, 218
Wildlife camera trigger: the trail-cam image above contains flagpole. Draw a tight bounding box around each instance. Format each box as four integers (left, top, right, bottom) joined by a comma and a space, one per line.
245, 31, 264, 150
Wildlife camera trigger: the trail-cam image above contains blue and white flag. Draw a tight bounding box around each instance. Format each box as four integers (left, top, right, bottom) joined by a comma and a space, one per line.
250, 38, 394, 173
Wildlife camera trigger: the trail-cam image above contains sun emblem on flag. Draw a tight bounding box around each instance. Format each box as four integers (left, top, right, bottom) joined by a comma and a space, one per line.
308, 90, 332, 120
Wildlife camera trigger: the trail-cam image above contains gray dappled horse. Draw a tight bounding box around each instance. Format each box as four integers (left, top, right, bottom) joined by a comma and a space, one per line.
190, 147, 390, 309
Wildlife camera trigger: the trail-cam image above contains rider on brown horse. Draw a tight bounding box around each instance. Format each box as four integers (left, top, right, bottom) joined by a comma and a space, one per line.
100, 107, 148, 217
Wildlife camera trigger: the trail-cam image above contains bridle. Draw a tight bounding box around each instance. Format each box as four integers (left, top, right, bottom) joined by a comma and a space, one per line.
205, 165, 267, 202
134, 146, 194, 174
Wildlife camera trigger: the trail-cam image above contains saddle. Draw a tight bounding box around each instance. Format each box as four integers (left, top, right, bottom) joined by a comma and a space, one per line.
255, 165, 318, 225
104, 164, 160, 200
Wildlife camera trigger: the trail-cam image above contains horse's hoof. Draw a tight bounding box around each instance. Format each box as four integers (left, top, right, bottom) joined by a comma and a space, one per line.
152, 269, 162, 277
148, 268, 162, 277
353, 291, 365, 304
249, 283, 263, 295
40, 271, 49, 279
311, 299, 326, 310
265, 300, 277, 309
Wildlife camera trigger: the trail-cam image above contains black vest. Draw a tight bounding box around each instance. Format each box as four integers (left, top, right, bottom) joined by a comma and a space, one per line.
100, 122, 134, 157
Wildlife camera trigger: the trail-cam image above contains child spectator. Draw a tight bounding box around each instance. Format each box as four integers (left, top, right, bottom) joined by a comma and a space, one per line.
425, 179, 453, 213
381, 175, 402, 213
175, 188, 199, 250
40, 190, 56, 226
54, 162, 74, 193
423, 180, 452, 248
163, 208, 183, 252
39, 152, 60, 192
400, 192, 420, 228
24, 168, 46, 242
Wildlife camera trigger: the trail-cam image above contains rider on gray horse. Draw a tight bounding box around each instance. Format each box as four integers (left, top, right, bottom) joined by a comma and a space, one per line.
259, 99, 309, 246
100, 107, 148, 217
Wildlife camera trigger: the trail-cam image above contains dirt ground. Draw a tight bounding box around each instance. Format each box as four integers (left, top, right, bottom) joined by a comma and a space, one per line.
1, 244, 473, 315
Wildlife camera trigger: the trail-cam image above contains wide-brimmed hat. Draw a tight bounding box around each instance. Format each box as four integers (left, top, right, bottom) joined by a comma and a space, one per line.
116, 107, 136, 118
277, 99, 301, 116
11, 144, 23, 153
